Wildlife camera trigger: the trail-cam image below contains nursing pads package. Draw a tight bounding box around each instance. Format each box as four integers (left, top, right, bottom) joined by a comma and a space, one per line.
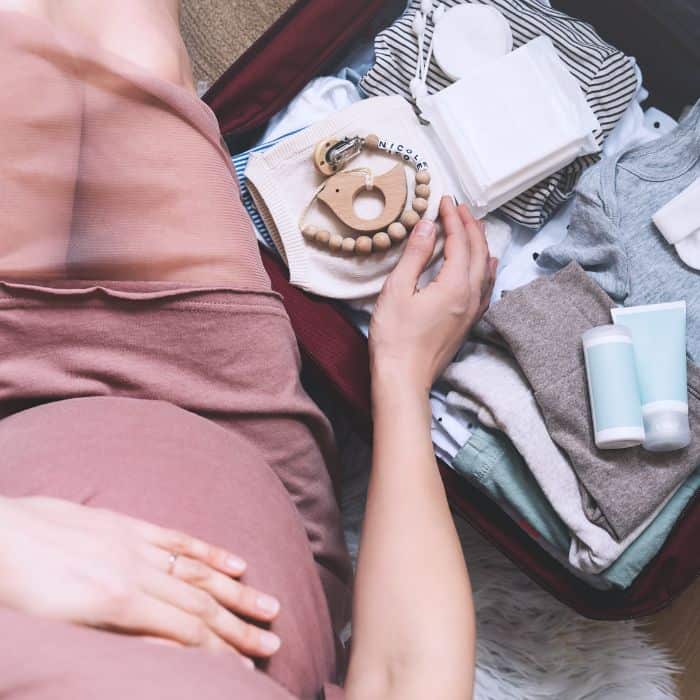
419, 36, 601, 217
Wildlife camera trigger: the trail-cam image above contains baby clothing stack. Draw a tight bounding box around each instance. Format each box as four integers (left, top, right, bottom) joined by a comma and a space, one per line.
234, 0, 700, 591
446, 102, 700, 588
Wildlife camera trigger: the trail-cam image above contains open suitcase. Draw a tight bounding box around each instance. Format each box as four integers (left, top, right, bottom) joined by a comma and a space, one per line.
204, 0, 700, 620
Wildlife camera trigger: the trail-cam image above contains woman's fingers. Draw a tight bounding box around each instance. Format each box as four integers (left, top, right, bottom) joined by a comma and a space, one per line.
488, 256, 499, 288
143, 548, 280, 622
386, 219, 436, 294
457, 204, 490, 288
127, 518, 246, 578
437, 196, 470, 287
478, 257, 498, 315
115, 591, 254, 668
175, 556, 280, 622
144, 571, 282, 659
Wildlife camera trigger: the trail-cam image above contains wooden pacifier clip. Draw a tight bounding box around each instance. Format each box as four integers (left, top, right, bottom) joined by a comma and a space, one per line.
300, 135, 432, 256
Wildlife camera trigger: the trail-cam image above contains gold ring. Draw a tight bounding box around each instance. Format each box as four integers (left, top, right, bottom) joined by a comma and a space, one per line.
167, 552, 179, 575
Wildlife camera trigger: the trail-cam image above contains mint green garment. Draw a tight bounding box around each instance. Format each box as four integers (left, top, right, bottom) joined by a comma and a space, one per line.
454, 426, 700, 589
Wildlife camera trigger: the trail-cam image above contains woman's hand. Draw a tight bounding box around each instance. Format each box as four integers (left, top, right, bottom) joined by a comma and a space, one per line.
369, 196, 497, 395
0, 496, 282, 667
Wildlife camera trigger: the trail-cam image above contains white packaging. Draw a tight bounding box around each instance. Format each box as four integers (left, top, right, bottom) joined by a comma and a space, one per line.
418, 36, 601, 217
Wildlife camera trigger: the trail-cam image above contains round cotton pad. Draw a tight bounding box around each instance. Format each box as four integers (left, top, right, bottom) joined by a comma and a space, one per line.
432, 5, 513, 80
674, 230, 700, 271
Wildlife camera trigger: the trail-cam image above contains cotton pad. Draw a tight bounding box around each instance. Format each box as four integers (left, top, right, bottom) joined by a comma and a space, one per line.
432, 4, 513, 80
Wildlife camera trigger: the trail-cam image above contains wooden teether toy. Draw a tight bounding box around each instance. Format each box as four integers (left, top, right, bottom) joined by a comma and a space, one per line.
301, 134, 431, 256
317, 164, 407, 233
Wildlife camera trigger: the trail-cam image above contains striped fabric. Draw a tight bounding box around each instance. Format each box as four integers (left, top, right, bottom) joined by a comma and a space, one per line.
360, 0, 639, 229
232, 130, 303, 251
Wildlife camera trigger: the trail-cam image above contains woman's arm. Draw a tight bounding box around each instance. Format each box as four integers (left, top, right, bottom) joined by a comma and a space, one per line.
345, 197, 496, 700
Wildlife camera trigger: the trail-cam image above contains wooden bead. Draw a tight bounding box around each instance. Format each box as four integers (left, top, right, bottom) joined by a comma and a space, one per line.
356, 236, 373, 255
415, 184, 430, 199
400, 209, 420, 230
341, 237, 356, 254
387, 222, 407, 243
415, 170, 431, 185
412, 197, 428, 215
315, 229, 331, 245
328, 233, 344, 252
373, 232, 392, 251
302, 225, 318, 241
365, 134, 380, 150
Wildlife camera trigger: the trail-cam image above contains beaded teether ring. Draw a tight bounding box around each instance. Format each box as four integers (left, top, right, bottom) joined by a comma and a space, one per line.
301, 134, 432, 256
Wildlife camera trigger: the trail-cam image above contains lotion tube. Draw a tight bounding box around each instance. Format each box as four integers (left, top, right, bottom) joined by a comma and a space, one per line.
582, 325, 645, 449
612, 301, 690, 452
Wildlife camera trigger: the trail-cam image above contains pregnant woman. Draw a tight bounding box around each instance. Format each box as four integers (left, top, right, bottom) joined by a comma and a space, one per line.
0, 2, 495, 698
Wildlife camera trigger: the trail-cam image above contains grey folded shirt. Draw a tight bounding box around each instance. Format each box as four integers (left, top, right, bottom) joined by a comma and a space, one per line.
485, 262, 700, 541
537, 100, 700, 361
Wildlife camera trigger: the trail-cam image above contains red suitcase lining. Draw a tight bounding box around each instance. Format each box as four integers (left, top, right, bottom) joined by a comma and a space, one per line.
205, 0, 700, 619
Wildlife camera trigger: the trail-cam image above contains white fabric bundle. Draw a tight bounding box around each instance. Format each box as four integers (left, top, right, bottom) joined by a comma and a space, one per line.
653, 176, 700, 270
418, 36, 601, 217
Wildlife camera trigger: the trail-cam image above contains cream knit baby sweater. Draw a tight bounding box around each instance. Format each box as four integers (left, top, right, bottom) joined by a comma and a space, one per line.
245, 96, 493, 302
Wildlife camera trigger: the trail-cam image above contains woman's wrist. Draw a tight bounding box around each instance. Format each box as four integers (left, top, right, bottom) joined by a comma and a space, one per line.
370, 362, 433, 420
371, 360, 429, 400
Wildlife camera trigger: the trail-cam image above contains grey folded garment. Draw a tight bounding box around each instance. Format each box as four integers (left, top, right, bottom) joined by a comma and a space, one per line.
484, 262, 700, 541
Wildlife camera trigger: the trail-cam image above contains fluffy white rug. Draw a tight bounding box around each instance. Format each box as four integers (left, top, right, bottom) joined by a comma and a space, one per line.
338, 428, 679, 700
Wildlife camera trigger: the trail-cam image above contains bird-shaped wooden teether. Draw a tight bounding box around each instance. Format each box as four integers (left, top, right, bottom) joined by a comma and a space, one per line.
317, 164, 407, 233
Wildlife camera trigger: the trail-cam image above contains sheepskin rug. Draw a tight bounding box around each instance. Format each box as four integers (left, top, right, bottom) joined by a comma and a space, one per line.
338, 427, 679, 700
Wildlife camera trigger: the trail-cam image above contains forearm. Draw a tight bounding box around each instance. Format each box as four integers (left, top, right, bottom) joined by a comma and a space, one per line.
345, 369, 476, 700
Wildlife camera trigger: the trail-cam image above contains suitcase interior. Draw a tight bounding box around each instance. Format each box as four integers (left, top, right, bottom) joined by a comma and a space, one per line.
204, 0, 700, 620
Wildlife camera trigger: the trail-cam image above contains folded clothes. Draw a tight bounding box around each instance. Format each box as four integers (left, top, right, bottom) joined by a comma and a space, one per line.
444, 342, 682, 573
233, 131, 303, 251
493, 84, 676, 301
485, 262, 700, 541
538, 101, 700, 361
453, 425, 700, 589
360, 0, 638, 228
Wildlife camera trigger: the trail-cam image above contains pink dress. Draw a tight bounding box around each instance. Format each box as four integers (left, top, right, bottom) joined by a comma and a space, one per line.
0, 11, 350, 699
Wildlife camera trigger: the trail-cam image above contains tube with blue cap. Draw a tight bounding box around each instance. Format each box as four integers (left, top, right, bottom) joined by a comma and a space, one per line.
582, 324, 646, 449
612, 301, 691, 452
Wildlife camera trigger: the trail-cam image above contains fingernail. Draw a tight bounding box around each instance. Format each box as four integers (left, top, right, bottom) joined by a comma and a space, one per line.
257, 595, 280, 616
226, 556, 246, 573
260, 631, 281, 654
414, 220, 434, 238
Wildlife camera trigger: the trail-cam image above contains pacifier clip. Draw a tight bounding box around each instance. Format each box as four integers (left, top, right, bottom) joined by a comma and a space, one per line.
301, 135, 432, 256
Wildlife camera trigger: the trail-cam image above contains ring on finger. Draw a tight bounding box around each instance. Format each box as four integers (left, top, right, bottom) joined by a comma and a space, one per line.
167, 552, 179, 575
